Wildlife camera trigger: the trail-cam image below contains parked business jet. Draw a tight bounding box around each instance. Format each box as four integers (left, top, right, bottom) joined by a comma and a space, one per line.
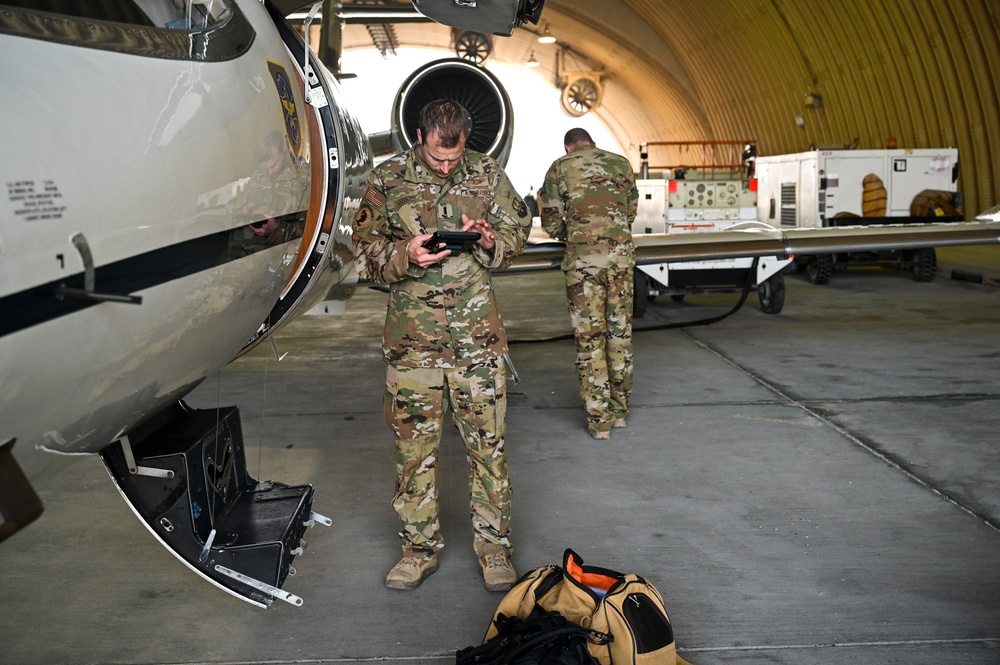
1, 0, 996, 607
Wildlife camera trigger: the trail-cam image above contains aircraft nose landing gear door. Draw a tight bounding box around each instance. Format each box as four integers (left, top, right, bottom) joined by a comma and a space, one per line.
101, 403, 331, 607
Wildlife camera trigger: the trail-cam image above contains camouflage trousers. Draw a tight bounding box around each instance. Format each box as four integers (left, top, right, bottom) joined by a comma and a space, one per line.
564, 265, 634, 432
383, 358, 512, 559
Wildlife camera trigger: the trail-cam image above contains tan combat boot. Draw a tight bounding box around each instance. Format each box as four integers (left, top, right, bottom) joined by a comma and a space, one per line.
479, 552, 517, 592
385, 555, 439, 590
588, 425, 611, 440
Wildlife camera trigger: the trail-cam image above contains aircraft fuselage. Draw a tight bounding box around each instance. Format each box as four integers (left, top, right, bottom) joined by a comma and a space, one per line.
0, 1, 368, 480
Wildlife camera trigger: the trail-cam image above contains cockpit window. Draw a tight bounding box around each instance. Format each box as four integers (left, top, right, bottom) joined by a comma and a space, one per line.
138, 0, 232, 30
0, 0, 251, 61
0, 1, 231, 31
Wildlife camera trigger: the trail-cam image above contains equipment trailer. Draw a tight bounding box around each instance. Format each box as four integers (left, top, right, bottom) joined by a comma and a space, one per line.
632, 141, 792, 316
754, 147, 961, 284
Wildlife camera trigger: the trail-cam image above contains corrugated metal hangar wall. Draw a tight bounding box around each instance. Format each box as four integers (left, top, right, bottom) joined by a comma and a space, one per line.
343, 0, 999, 220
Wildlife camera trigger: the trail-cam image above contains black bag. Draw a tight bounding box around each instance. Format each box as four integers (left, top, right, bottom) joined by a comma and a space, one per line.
457, 607, 610, 665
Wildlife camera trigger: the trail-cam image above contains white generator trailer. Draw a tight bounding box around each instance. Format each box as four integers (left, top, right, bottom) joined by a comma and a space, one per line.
632, 175, 793, 316
632, 141, 793, 316
754, 148, 961, 284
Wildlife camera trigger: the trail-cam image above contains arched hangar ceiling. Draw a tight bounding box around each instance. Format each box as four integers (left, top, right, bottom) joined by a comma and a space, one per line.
337, 0, 999, 220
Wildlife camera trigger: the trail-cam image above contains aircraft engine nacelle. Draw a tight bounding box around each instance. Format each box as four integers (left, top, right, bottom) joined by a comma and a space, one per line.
411, 0, 546, 37
388, 58, 515, 167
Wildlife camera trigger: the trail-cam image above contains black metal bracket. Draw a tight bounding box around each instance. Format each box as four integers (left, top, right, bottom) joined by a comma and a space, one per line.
0, 438, 45, 544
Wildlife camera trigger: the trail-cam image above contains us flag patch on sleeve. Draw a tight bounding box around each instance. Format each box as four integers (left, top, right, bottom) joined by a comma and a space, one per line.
363, 186, 385, 208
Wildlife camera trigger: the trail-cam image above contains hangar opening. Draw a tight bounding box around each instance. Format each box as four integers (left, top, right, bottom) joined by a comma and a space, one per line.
336, 46, 624, 195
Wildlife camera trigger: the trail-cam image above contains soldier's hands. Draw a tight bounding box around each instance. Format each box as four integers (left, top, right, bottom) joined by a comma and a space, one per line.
408, 214, 494, 267
462, 213, 495, 251
408, 233, 450, 267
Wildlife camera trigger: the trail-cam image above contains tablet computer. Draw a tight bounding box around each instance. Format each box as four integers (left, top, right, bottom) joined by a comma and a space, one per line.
422, 231, 482, 255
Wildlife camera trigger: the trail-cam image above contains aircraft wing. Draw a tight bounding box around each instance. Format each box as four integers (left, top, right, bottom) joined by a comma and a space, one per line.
509, 220, 1000, 273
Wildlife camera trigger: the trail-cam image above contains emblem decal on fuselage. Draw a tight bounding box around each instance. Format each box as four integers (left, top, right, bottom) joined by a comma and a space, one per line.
267, 60, 304, 171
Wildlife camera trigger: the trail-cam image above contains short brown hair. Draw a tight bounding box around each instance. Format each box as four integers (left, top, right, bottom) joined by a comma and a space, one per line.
419, 100, 472, 148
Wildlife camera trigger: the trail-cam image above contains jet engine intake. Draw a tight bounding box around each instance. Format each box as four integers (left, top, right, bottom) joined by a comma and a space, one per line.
389, 58, 514, 167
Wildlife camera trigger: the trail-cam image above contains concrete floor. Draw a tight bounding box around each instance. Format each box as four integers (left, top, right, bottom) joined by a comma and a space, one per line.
2, 248, 999, 665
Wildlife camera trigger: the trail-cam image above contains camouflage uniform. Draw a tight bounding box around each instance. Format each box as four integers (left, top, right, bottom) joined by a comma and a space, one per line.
225, 135, 308, 261
353, 146, 531, 560
539, 144, 638, 434
224, 215, 305, 260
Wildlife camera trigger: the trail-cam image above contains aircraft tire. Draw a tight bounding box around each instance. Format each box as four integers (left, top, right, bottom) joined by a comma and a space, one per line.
911, 247, 937, 282
807, 254, 833, 285
633, 270, 648, 318
759, 273, 786, 315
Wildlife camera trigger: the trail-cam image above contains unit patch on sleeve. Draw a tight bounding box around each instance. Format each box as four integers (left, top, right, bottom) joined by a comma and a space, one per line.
354, 206, 374, 233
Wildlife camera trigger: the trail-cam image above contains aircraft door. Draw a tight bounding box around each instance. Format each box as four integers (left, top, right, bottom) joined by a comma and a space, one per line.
235, 5, 372, 356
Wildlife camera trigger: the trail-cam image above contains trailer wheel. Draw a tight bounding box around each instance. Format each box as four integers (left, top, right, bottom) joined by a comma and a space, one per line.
758, 273, 786, 314
807, 254, 833, 285
912, 247, 937, 282
633, 269, 648, 318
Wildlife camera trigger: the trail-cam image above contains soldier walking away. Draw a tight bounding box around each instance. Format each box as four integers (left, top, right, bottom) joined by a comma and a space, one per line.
352, 100, 532, 591
539, 128, 638, 440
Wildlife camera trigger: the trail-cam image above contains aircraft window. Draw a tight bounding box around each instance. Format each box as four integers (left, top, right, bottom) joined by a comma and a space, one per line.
1, 0, 250, 62
0, 0, 230, 30
0, 0, 153, 25
137, 0, 232, 30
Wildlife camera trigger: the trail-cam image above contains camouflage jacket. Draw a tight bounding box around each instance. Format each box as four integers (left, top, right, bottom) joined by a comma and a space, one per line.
352, 147, 531, 369
539, 144, 638, 271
